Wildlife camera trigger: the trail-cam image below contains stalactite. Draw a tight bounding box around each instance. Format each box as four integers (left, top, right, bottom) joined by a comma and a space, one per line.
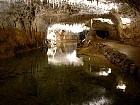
97, 0, 98, 6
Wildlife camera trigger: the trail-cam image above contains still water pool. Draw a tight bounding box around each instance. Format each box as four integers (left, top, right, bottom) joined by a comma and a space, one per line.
0, 42, 140, 105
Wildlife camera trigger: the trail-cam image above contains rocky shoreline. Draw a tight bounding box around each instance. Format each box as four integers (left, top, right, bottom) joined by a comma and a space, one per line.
78, 41, 139, 80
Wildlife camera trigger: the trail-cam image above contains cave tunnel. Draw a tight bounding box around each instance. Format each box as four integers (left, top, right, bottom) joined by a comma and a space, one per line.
95, 30, 109, 39
1, 0, 140, 105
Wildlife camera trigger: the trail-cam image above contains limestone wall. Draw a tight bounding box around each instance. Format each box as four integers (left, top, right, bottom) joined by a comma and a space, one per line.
55, 31, 79, 42
113, 3, 140, 47
85, 18, 119, 40
85, 3, 140, 47
0, 1, 80, 59
92, 20, 118, 40
0, 2, 45, 59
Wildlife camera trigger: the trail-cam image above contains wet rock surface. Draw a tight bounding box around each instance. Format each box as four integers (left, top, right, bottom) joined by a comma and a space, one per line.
79, 41, 139, 80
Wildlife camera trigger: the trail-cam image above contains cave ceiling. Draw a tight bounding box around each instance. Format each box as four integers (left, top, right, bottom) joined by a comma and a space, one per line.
0, 0, 139, 28
87, 0, 140, 10
39, 0, 140, 24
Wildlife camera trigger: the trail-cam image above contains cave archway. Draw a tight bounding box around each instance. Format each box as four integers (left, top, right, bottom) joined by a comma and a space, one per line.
95, 30, 109, 39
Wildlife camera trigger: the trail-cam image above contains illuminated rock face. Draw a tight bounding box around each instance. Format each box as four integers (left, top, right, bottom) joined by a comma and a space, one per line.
86, 19, 118, 40
0, 2, 45, 59
115, 3, 140, 47
1, 0, 140, 59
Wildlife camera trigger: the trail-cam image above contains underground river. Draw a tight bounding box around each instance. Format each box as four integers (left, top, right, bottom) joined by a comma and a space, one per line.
0, 42, 140, 105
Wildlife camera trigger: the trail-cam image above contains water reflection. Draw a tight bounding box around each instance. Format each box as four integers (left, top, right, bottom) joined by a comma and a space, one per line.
47, 42, 84, 66
89, 65, 112, 76
116, 78, 126, 92
47, 45, 57, 58
1, 43, 140, 105
82, 96, 112, 105
95, 67, 112, 76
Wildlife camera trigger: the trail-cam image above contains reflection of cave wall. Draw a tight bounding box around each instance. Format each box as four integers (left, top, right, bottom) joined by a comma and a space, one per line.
96, 30, 109, 39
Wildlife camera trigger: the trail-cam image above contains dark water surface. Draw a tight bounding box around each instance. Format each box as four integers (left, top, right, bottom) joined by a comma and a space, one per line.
0, 43, 140, 105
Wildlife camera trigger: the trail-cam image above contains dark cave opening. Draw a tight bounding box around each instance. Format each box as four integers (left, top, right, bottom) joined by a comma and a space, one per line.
96, 30, 109, 39
79, 30, 89, 43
